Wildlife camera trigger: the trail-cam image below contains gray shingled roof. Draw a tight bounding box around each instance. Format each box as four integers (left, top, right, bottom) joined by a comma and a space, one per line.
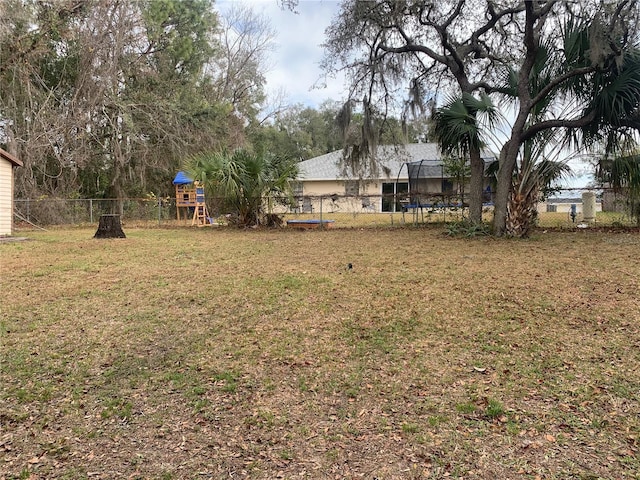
298, 143, 493, 181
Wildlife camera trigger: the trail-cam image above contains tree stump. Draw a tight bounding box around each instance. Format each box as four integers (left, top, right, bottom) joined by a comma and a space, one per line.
94, 214, 126, 239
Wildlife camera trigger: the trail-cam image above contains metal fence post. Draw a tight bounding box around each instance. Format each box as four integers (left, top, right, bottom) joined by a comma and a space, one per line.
319, 196, 323, 229
158, 193, 162, 225
89, 199, 94, 224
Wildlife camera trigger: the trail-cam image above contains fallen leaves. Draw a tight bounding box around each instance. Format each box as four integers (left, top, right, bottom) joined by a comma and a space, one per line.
2, 228, 640, 478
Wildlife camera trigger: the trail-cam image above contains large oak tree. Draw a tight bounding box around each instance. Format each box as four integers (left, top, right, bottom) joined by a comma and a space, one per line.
322, 0, 640, 236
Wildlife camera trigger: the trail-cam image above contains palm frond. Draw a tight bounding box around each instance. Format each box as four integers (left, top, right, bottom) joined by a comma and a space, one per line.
183, 148, 297, 226
432, 92, 498, 158
598, 154, 640, 190
580, 48, 640, 151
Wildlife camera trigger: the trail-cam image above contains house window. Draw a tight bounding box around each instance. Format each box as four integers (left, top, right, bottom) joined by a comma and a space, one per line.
345, 180, 359, 196
382, 182, 409, 212
289, 182, 304, 213
291, 181, 303, 197
302, 197, 313, 213
442, 179, 454, 194
546, 204, 557, 213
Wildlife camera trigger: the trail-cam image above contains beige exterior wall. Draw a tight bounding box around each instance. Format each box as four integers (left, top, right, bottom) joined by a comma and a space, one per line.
298, 179, 393, 213
291, 196, 378, 215
0, 159, 14, 235
537, 200, 602, 214
300, 179, 387, 196
410, 178, 447, 194
301, 178, 463, 197
294, 178, 466, 214
298, 178, 468, 213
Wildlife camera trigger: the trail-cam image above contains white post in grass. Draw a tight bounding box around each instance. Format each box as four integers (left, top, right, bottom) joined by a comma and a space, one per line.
582, 191, 596, 223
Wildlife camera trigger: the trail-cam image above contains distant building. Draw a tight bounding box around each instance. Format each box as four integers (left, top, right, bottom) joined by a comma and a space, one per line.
537, 196, 602, 214
295, 143, 494, 213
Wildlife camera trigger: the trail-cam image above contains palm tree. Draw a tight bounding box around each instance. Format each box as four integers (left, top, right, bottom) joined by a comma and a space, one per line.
185, 149, 298, 227
432, 92, 499, 225
597, 153, 640, 224
578, 48, 640, 223
486, 14, 640, 237
490, 35, 571, 236
494, 15, 640, 236
505, 146, 573, 237
485, 128, 573, 237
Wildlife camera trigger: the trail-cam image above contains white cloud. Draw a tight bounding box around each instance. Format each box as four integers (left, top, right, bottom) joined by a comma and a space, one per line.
215, 0, 347, 108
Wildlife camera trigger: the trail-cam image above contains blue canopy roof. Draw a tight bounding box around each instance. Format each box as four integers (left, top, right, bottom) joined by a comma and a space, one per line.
172, 171, 194, 185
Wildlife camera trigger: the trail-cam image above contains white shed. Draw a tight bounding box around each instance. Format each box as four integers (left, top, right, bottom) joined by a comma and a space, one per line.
0, 148, 23, 236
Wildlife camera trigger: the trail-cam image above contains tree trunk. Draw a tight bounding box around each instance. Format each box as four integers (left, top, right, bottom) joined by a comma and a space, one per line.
493, 141, 520, 236
468, 148, 484, 225
505, 184, 538, 238
94, 214, 126, 238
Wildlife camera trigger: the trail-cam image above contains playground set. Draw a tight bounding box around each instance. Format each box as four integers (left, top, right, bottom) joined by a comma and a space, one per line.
172, 171, 210, 226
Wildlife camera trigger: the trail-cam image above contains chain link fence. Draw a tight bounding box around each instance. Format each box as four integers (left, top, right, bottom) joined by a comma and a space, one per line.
13, 194, 474, 229
14, 197, 172, 227
13, 189, 639, 230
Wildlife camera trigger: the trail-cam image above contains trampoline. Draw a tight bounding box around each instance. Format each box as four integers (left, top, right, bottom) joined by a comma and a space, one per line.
286, 219, 335, 229
395, 157, 495, 223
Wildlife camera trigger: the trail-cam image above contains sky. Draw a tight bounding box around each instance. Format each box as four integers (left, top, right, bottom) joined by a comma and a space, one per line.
213, 0, 595, 190
215, 0, 346, 109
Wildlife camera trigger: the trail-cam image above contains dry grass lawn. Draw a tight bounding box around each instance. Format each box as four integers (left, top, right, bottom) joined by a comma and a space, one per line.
1, 226, 639, 479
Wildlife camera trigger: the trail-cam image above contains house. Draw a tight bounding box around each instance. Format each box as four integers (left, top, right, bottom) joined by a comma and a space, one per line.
538, 196, 602, 215
295, 143, 495, 213
0, 148, 23, 236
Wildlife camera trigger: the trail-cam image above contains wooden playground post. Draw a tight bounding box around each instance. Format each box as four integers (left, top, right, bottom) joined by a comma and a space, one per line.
191, 181, 209, 226
173, 172, 210, 226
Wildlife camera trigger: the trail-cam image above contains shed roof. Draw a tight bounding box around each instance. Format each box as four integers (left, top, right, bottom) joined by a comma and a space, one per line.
0, 148, 23, 167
